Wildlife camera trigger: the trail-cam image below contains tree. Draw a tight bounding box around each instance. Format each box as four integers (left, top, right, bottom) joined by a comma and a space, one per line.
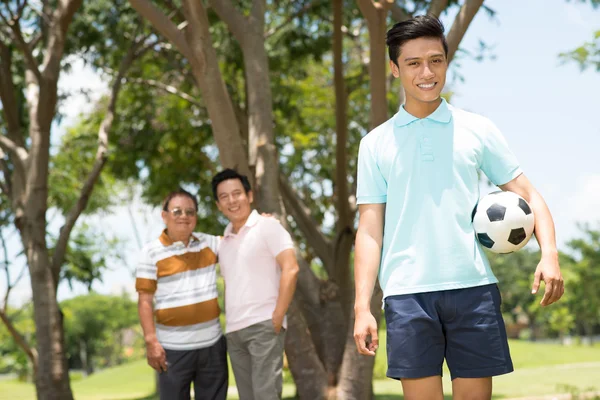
566, 226, 600, 341
61, 294, 138, 375
0, 1, 148, 397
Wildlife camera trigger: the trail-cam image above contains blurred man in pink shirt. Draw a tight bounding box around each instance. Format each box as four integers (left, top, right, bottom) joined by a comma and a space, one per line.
211, 169, 299, 400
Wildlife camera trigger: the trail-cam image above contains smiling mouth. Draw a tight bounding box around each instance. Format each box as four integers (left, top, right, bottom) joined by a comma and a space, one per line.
418, 82, 437, 89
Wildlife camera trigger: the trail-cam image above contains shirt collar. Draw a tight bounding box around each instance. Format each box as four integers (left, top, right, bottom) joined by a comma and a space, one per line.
394, 98, 452, 127
158, 229, 198, 246
223, 209, 260, 237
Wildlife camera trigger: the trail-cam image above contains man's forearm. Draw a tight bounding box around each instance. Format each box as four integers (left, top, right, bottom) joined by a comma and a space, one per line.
529, 190, 558, 257
138, 299, 158, 344
274, 267, 298, 316
354, 229, 382, 312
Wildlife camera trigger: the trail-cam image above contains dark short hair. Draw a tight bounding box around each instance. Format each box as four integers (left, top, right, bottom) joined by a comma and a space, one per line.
386, 15, 449, 66
211, 169, 252, 201
162, 188, 198, 211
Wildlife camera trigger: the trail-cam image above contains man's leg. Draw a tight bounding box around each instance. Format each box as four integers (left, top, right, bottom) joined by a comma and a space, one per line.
384, 293, 446, 400
401, 376, 444, 400
194, 336, 228, 400
226, 330, 254, 400
248, 320, 285, 400
451, 377, 492, 400
158, 349, 196, 400
444, 284, 513, 400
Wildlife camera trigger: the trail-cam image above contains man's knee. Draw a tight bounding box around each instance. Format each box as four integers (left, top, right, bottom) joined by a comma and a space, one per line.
451, 377, 492, 400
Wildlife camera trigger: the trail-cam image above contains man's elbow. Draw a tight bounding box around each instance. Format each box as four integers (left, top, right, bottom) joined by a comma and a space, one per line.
288, 262, 300, 278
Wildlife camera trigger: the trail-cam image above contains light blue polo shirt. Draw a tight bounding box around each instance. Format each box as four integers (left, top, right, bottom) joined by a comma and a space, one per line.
356, 99, 522, 298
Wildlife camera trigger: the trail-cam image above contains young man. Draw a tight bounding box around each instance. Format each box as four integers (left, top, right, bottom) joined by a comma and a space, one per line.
136, 189, 227, 400
211, 168, 299, 400
353, 15, 564, 400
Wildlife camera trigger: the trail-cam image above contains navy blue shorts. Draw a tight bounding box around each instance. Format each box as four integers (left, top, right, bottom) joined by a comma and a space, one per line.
384, 283, 513, 380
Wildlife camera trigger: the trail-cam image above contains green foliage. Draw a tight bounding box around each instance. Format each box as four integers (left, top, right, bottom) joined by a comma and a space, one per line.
566, 225, 600, 335
0, 305, 36, 380
55, 222, 124, 291
49, 108, 119, 215
559, 30, 600, 71
61, 293, 140, 373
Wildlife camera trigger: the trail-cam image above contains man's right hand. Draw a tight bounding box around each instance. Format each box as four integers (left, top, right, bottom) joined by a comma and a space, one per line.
353, 309, 379, 356
146, 340, 167, 372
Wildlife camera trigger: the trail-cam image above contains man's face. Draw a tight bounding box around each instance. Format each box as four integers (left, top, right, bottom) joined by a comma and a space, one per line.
215, 179, 253, 224
161, 195, 197, 238
390, 37, 448, 107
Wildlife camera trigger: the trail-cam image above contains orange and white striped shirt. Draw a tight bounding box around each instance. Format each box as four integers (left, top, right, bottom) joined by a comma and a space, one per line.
135, 230, 222, 350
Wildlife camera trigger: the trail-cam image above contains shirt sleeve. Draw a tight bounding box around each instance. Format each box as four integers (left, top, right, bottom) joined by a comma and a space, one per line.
135, 246, 157, 294
356, 137, 387, 204
262, 218, 295, 258
480, 120, 522, 186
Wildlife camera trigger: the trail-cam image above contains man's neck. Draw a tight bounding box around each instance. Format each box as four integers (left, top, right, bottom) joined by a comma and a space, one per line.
166, 230, 191, 246
230, 212, 252, 234
404, 97, 442, 119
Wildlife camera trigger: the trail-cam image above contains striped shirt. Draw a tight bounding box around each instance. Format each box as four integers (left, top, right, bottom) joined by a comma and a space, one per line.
135, 230, 222, 351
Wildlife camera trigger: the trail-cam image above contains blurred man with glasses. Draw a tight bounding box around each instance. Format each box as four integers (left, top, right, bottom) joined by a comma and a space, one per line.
135, 188, 227, 400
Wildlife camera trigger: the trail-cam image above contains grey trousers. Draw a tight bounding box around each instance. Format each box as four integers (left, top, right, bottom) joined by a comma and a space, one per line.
226, 320, 286, 400
159, 336, 228, 400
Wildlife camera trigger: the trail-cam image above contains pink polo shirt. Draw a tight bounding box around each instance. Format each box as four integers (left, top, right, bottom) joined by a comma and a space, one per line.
219, 210, 294, 333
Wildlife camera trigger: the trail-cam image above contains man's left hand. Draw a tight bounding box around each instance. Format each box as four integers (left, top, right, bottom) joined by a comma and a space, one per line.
272, 311, 284, 334
531, 253, 564, 306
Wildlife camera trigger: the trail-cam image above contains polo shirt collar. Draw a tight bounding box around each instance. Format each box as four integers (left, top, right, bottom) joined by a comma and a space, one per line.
394, 98, 452, 127
158, 229, 199, 246
224, 209, 260, 237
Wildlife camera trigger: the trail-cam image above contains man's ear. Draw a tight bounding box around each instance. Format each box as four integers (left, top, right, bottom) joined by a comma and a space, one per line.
390, 60, 400, 78
248, 190, 254, 204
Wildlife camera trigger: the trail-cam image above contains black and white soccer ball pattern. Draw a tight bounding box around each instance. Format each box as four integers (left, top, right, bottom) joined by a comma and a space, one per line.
472, 191, 535, 254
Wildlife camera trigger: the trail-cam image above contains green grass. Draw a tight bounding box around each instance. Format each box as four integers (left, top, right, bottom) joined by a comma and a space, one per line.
1, 339, 599, 400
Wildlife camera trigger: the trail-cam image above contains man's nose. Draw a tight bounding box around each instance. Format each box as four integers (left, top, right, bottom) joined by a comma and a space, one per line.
421, 63, 435, 79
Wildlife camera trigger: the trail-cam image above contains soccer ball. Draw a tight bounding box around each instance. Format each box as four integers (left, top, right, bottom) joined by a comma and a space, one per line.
471, 191, 535, 254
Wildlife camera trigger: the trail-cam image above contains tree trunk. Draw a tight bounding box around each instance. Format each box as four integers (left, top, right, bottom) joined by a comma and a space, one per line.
25, 228, 74, 400
357, 0, 392, 130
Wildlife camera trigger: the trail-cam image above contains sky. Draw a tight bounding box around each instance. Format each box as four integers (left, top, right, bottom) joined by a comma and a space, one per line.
2, 0, 599, 306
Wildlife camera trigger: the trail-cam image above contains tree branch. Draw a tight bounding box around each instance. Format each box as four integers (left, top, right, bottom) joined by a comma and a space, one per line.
427, 0, 449, 18
356, 0, 377, 22
0, 164, 9, 196
279, 173, 334, 272
265, 0, 324, 39
0, 135, 28, 164
128, 0, 195, 63
0, 10, 42, 82
0, 310, 38, 371
41, 0, 83, 82
125, 77, 200, 106
51, 39, 140, 278
390, 2, 411, 22
0, 32, 26, 149
446, 0, 484, 64
333, 0, 351, 232
207, 0, 247, 44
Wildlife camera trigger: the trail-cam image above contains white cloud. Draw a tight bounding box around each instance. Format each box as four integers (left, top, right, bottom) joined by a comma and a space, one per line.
567, 175, 600, 223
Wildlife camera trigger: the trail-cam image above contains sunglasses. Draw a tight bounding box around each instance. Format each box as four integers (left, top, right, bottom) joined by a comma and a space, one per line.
166, 207, 197, 218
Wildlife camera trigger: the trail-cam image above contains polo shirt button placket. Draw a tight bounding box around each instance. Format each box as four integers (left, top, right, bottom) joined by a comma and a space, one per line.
419, 124, 434, 162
